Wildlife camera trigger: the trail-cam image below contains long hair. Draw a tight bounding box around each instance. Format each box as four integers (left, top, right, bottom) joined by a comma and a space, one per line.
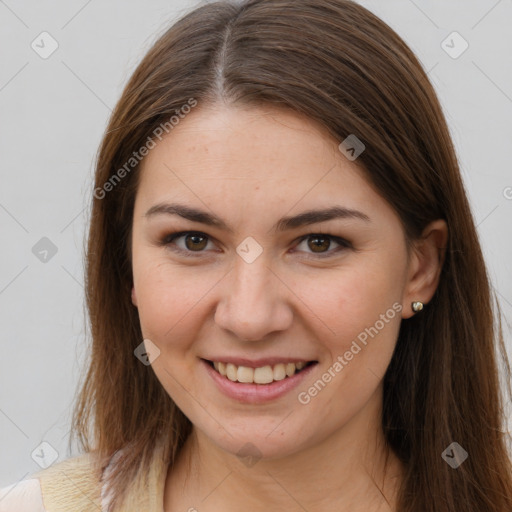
70, 1, 512, 510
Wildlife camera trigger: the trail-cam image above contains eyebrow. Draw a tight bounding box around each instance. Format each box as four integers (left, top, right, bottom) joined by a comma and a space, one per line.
144, 203, 371, 233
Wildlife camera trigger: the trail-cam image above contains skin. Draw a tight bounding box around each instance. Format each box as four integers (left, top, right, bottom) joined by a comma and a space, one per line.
130, 104, 448, 511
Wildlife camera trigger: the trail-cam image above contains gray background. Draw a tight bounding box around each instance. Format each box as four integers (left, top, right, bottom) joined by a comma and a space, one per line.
1, 0, 511, 487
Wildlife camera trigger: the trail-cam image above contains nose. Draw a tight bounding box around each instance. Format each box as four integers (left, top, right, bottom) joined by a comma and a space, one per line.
214, 254, 294, 342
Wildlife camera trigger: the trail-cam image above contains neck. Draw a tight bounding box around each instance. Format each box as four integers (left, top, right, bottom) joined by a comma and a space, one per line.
164, 386, 403, 512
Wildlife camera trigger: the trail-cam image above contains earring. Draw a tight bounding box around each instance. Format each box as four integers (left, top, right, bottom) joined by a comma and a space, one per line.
411, 301, 424, 313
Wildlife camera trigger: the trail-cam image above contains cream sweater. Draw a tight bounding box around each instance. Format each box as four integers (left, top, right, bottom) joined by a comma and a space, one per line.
0, 439, 169, 512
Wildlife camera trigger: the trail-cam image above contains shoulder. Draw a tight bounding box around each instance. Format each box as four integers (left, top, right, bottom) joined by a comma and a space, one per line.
0, 478, 45, 512
0, 453, 106, 512
0, 438, 170, 512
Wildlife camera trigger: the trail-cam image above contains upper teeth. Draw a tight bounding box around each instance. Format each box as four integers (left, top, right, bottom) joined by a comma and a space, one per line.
213, 361, 307, 384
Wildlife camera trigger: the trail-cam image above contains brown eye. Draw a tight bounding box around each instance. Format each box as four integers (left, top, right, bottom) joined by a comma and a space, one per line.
307, 235, 331, 253
162, 231, 213, 255
183, 233, 208, 251
161, 231, 350, 259
295, 234, 351, 258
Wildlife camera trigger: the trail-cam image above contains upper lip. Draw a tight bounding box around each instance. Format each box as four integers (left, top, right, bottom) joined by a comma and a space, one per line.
202, 356, 317, 368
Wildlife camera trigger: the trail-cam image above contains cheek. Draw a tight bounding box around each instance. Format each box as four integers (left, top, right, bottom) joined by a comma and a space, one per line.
133, 239, 406, 354
132, 255, 215, 348
294, 265, 403, 424
291, 256, 405, 347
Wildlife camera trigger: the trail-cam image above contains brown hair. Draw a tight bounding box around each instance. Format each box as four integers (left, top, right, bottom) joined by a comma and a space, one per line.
71, 0, 512, 510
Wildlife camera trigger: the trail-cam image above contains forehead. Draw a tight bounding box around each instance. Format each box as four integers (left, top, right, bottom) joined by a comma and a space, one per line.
139, 105, 366, 191
134, 104, 397, 232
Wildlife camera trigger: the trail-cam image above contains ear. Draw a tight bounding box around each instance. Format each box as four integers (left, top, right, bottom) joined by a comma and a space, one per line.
402, 219, 448, 319
131, 286, 138, 307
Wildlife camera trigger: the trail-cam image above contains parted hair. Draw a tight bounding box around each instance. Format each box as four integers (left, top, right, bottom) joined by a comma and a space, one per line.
71, 1, 512, 510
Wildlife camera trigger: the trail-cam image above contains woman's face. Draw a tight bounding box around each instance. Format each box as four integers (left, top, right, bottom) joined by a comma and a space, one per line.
131, 105, 414, 461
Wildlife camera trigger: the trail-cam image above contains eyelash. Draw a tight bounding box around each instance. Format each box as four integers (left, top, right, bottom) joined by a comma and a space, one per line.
160, 231, 352, 259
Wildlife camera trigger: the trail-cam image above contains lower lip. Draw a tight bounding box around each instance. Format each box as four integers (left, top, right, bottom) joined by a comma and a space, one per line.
201, 359, 318, 404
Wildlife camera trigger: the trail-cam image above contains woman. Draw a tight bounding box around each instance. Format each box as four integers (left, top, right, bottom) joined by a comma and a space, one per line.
2, 0, 511, 510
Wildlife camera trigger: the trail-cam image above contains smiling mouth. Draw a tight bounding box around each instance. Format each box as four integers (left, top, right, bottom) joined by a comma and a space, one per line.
203, 359, 317, 384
